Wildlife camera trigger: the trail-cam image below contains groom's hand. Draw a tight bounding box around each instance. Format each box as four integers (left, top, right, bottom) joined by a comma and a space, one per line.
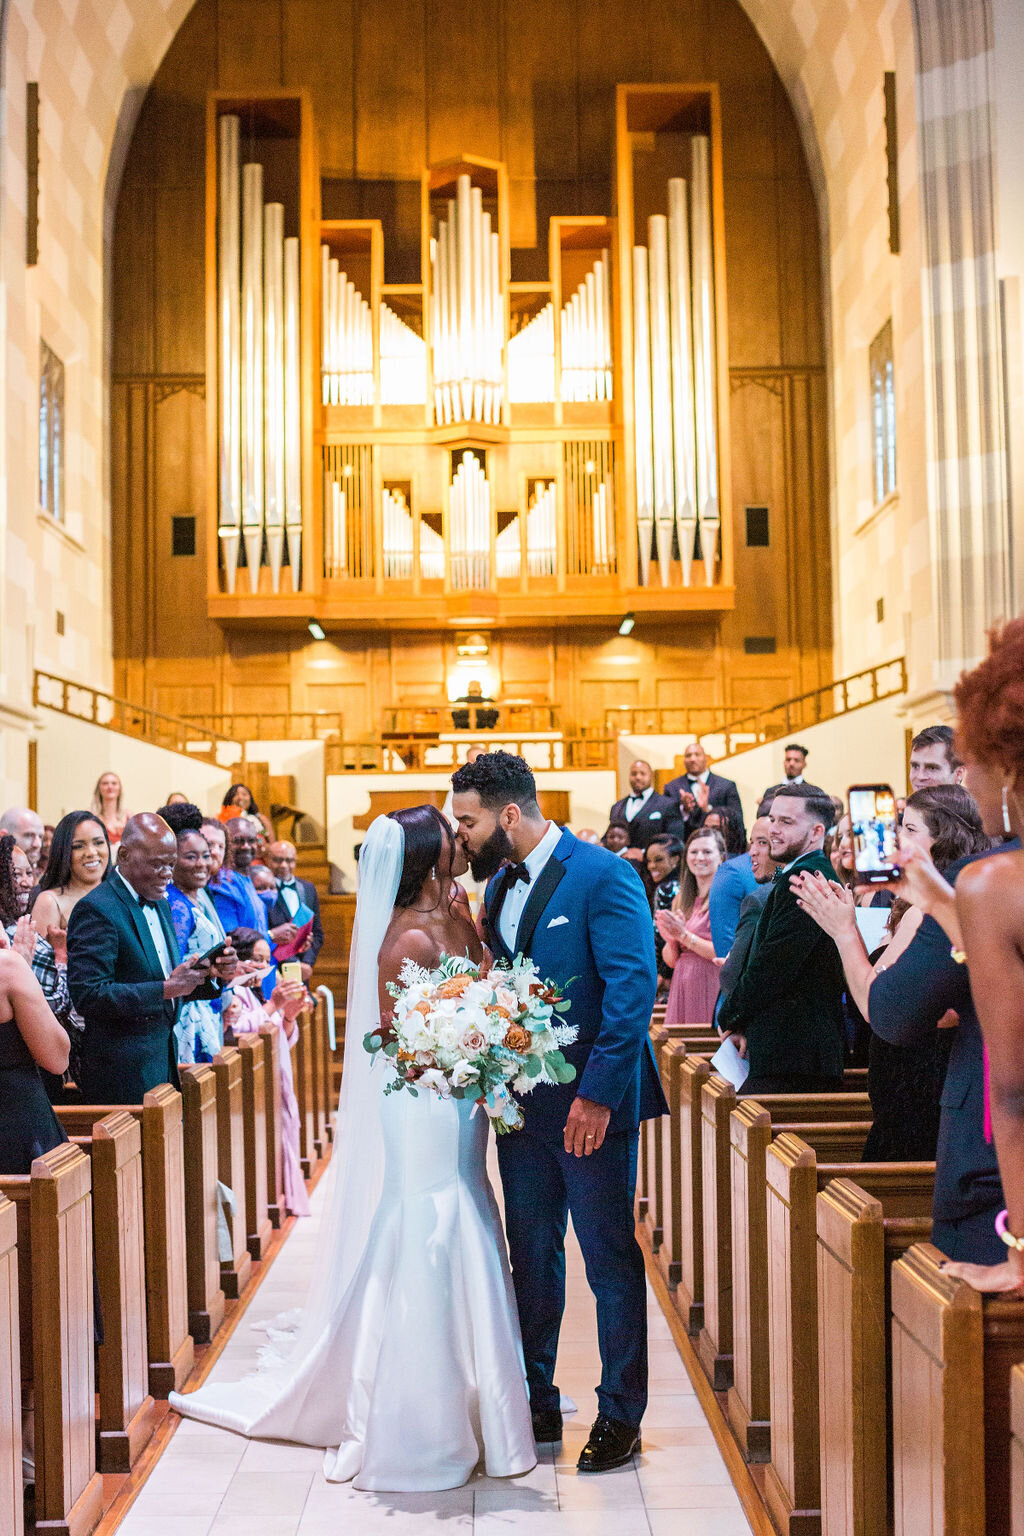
564, 1096, 612, 1157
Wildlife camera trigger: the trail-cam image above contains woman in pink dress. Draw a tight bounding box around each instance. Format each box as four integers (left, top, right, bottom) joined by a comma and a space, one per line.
656, 828, 726, 1025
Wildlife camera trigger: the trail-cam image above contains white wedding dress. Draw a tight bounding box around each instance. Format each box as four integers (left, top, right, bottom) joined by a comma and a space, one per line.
169, 816, 536, 1491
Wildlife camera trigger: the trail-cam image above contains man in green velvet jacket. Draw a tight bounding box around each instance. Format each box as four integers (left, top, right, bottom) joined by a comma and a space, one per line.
717, 784, 846, 1094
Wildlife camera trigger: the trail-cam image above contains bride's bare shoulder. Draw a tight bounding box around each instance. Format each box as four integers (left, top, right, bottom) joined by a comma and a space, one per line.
378, 922, 440, 977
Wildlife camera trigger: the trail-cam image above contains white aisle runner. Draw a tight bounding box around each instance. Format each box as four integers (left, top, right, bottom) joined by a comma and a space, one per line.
117, 1159, 750, 1536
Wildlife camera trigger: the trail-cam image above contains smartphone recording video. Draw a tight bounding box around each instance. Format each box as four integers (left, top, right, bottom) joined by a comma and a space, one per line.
848, 783, 901, 884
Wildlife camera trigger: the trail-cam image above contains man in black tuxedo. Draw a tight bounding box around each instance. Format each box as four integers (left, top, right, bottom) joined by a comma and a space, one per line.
663, 741, 745, 841
264, 839, 324, 979
608, 760, 684, 850
758, 742, 810, 815
717, 784, 844, 1094
68, 813, 236, 1103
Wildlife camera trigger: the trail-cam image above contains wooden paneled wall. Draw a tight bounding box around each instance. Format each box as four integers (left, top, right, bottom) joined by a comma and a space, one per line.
111, 0, 831, 732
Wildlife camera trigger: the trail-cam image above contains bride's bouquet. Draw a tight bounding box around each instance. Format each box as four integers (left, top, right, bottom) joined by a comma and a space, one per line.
364, 953, 578, 1132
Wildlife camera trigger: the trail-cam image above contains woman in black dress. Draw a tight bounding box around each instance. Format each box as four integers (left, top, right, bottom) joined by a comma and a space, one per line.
645, 834, 683, 988
0, 937, 70, 1172
793, 784, 991, 1161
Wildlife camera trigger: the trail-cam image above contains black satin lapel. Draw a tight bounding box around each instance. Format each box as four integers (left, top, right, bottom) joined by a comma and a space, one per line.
485, 877, 513, 961
515, 856, 566, 957
158, 900, 181, 966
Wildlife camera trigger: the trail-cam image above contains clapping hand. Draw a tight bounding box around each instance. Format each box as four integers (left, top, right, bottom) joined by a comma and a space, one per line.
693, 780, 710, 811
654, 909, 683, 941
47, 925, 68, 966
11, 916, 38, 963
678, 791, 697, 816
790, 870, 858, 940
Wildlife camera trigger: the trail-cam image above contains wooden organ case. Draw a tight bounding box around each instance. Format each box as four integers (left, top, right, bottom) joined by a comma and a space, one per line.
205, 83, 735, 630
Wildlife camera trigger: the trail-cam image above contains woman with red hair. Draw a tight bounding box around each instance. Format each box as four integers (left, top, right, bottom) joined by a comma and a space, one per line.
935, 618, 1024, 1291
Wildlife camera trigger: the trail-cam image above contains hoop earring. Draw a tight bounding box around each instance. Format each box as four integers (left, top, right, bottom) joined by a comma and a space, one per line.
1002, 785, 1013, 836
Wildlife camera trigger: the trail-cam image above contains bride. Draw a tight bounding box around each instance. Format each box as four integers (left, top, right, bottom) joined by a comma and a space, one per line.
169, 806, 537, 1490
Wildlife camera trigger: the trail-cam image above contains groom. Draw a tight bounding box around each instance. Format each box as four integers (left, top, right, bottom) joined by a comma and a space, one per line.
451, 751, 665, 1472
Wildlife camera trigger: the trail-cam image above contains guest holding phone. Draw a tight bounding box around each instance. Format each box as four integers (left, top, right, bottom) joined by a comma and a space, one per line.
161, 802, 234, 1064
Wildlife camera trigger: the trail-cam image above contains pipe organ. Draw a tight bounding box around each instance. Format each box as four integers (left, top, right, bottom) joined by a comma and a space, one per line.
207, 85, 732, 624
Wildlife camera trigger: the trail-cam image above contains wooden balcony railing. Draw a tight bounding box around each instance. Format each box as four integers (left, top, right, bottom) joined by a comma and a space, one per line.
604, 658, 908, 756
325, 734, 615, 774
180, 712, 344, 742
384, 702, 559, 735
33, 672, 243, 766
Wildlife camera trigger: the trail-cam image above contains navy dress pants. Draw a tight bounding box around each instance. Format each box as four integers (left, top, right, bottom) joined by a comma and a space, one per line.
497, 1127, 648, 1427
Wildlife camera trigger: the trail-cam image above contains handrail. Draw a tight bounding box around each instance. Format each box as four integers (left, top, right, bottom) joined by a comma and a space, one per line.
603, 659, 907, 755
180, 712, 343, 741
384, 702, 560, 734
33, 671, 243, 767
325, 735, 615, 774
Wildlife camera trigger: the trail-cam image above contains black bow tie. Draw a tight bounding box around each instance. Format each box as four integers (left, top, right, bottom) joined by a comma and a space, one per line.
280, 879, 297, 889
504, 862, 530, 888
139, 897, 162, 911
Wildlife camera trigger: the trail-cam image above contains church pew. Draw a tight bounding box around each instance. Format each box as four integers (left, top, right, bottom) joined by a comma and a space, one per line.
764, 1132, 935, 1536
293, 1007, 319, 1180
642, 1024, 680, 1253
0, 1144, 104, 1536
64, 1113, 155, 1473
699, 1075, 736, 1389
669, 1052, 712, 1334
725, 1092, 872, 1462
816, 1177, 932, 1536
211, 1047, 252, 1298
258, 1023, 286, 1229
179, 1064, 226, 1343
57, 1086, 193, 1397
0, 1195, 23, 1536
1012, 1363, 1024, 1536
892, 1244, 1024, 1536
236, 1035, 271, 1261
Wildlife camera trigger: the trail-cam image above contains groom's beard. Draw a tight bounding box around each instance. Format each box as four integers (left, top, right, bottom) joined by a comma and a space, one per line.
469, 824, 516, 882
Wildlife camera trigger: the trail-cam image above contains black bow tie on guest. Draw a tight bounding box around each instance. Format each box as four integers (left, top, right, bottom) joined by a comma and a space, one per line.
503, 862, 530, 888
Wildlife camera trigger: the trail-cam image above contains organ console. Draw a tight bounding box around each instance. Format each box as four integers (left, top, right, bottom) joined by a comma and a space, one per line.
205, 83, 734, 626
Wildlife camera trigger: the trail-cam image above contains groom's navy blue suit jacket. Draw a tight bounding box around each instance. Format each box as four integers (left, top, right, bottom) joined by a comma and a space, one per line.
483, 827, 666, 1140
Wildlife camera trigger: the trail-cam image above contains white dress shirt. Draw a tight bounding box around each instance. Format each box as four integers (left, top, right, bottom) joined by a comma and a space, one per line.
118, 870, 173, 978
498, 821, 563, 953
624, 785, 654, 822
277, 879, 301, 918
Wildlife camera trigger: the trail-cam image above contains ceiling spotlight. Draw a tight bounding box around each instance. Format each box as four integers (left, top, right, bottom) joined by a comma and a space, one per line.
618, 613, 635, 636
307, 619, 326, 641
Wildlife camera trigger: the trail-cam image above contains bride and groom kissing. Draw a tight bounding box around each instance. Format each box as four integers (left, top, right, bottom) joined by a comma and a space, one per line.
170, 750, 669, 1492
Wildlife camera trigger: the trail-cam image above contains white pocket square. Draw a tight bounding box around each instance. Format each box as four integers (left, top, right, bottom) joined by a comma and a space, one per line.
547, 915, 569, 928
649, 811, 662, 819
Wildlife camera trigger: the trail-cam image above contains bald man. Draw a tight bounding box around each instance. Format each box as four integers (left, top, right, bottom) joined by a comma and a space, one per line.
0, 807, 44, 870
67, 812, 236, 1101
264, 839, 324, 976
608, 760, 684, 850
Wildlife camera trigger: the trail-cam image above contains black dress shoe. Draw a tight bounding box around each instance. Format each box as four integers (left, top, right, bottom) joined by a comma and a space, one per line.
531, 1408, 563, 1444
577, 1413, 642, 1472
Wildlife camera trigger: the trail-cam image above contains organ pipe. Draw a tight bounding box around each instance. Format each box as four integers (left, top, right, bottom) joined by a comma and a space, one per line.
690, 136, 719, 581
667, 178, 697, 585
527, 481, 558, 577
380, 304, 427, 405
449, 450, 491, 589
241, 162, 265, 592
560, 255, 613, 403
263, 202, 286, 592
507, 303, 555, 403
430, 175, 503, 426
284, 235, 302, 587
217, 115, 241, 594
631, 244, 654, 588
648, 215, 675, 585
419, 520, 445, 580
382, 488, 414, 580
320, 248, 373, 406
327, 482, 347, 576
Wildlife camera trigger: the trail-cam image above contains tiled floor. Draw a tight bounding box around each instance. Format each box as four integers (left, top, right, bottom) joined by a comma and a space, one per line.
116, 1165, 750, 1536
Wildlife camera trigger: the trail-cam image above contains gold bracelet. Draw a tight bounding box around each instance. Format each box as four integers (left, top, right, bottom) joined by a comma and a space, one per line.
950, 947, 967, 965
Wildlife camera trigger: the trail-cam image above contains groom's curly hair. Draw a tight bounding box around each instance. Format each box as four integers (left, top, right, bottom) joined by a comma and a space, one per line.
451, 751, 541, 815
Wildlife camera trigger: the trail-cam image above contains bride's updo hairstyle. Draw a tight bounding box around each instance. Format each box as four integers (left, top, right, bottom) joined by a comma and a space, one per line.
388, 804, 456, 909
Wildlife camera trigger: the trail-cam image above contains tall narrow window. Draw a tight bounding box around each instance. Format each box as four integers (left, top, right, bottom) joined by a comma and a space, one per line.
39, 340, 65, 522
869, 320, 897, 505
